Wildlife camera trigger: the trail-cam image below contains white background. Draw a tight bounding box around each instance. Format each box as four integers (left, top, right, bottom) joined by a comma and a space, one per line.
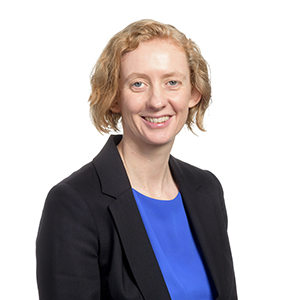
1, 0, 299, 299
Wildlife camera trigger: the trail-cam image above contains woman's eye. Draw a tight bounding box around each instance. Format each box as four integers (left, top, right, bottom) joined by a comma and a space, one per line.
132, 82, 144, 88
168, 80, 179, 86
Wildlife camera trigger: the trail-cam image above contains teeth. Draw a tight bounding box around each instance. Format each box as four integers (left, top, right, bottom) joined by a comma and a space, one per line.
145, 116, 170, 123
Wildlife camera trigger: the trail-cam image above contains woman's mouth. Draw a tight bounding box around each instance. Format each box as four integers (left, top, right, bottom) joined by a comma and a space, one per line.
143, 116, 170, 123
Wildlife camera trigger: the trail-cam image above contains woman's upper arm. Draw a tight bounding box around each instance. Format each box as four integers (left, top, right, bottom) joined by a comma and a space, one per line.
205, 170, 228, 229
36, 183, 100, 300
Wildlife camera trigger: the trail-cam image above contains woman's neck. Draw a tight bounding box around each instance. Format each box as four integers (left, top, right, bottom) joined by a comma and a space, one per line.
117, 138, 178, 200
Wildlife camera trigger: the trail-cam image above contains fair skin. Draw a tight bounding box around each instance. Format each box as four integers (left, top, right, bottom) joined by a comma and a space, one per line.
111, 39, 201, 200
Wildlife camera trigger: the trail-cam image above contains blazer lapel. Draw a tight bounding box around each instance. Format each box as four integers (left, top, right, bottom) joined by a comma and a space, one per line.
169, 156, 225, 298
109, 191, 171, 300
93, 135, 171, 300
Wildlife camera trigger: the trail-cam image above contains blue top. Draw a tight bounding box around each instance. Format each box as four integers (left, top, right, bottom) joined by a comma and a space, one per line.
132, 189, 214, 300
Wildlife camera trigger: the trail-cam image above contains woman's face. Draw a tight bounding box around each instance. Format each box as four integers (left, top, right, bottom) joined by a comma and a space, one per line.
112, 39, 201, 148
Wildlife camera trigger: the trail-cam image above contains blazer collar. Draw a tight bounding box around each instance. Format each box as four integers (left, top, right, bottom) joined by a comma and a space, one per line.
93, 135, 224, 299
92, 135, 130, 198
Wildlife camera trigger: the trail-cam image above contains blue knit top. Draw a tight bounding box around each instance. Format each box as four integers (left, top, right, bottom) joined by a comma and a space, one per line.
132, 189, 214, 300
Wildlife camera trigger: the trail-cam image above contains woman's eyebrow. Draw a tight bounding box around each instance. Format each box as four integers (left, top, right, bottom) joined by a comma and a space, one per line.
162, 72, 187, 80
123, 73, 149, 84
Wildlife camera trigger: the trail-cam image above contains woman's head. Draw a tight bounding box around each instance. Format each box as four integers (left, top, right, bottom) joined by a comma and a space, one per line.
89, 19, 211, 134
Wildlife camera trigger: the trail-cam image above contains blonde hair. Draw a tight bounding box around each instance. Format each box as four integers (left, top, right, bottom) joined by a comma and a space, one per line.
89, 19, 211, 133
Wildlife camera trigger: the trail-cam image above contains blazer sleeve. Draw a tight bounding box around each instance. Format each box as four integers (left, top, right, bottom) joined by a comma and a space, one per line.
206, 170, 228, 230
36, 183, 100, 300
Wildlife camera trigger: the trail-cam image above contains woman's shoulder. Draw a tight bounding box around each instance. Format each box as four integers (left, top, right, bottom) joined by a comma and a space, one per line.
55, 161, 97, 190
45, 161, 101, 206
170, 156, 222, 189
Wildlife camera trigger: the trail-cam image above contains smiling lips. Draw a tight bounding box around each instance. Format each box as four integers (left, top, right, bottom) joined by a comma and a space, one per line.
143, 116, 170, 124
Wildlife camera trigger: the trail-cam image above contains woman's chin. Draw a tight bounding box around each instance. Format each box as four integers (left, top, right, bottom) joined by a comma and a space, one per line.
139, 132, 177, 147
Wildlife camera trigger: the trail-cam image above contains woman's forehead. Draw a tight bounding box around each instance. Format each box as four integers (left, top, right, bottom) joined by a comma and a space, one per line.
121, 39, 188, 72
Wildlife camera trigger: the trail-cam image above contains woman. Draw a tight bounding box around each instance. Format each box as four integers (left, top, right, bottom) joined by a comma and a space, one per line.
36, 19, 237, 300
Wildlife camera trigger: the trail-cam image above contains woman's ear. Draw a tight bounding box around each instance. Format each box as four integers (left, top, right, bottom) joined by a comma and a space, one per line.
189, 87, 202, 108
110, 101, 121, 113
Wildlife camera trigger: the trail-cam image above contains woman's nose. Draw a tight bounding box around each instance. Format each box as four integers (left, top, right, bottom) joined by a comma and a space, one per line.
147, 86, 167, 111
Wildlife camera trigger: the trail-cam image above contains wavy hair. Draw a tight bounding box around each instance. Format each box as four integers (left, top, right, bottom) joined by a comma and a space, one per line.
89, 19, 211, 133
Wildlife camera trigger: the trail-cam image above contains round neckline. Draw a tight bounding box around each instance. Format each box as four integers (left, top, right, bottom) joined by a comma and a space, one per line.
132, 188, 180, 202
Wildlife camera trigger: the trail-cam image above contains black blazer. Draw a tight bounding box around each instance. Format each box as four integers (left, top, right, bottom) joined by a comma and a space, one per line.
36, 135, 237, 300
